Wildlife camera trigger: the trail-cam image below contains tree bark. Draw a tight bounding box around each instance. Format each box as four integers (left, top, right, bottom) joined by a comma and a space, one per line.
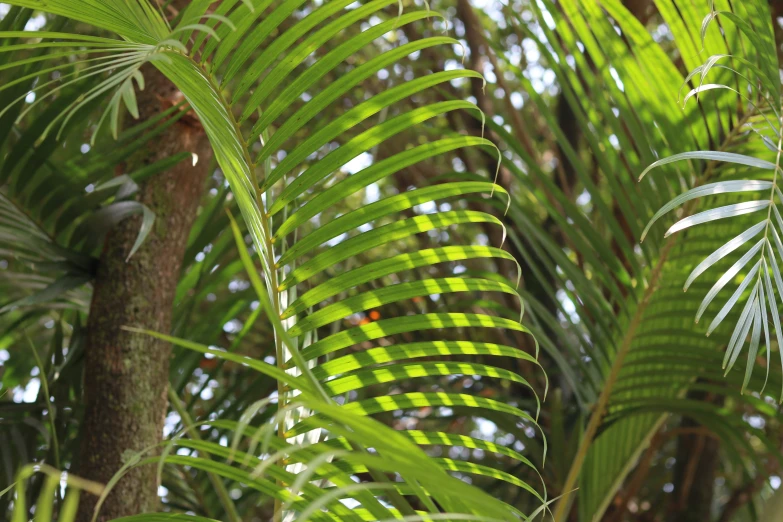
75, 65, 212, 522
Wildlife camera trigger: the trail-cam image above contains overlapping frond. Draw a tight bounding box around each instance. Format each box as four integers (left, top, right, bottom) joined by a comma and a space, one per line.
473, 0, 783, 519
641, 3, 783, 393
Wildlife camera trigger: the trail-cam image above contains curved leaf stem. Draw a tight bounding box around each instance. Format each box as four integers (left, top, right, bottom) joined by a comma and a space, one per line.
551, 235, 676, 522
173, 53, 420, 521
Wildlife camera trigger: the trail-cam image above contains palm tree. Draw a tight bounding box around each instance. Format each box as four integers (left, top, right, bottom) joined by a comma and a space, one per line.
4, 0, 783, 521
0, 0, 544, 521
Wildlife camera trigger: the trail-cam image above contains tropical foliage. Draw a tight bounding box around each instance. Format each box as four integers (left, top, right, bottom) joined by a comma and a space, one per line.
2, 0, 783, 521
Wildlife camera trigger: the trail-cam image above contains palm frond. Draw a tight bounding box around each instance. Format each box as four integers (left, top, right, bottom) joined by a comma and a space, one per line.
465, 0, 783, 519
0, 0, 546, 518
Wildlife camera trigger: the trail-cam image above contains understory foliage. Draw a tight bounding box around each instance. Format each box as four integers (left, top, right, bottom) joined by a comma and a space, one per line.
3, 0, 783, 521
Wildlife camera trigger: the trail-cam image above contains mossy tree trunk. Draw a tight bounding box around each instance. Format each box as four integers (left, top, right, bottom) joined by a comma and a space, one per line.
74, 65, 212, 522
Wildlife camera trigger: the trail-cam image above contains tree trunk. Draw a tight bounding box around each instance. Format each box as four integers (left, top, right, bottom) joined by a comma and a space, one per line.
75, 65, 212, 522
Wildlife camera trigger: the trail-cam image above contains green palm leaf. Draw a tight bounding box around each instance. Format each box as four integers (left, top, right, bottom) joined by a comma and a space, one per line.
0, 0, 545, 519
